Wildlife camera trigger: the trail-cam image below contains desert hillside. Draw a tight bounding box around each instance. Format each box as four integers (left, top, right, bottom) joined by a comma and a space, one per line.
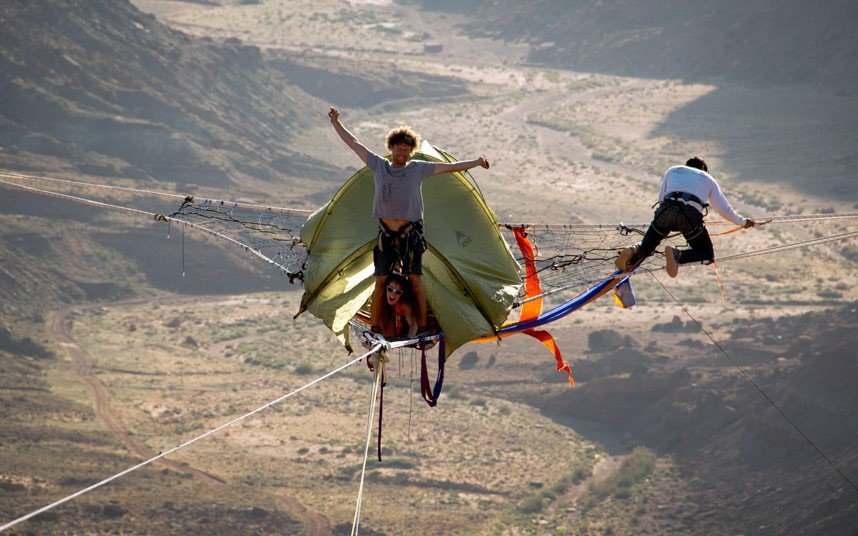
430, 0, 858, 91
1, 1, 856, 534
0, 0, 334, 190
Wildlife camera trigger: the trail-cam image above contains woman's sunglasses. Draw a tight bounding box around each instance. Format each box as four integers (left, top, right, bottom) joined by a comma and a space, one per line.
386, 286, 403, 296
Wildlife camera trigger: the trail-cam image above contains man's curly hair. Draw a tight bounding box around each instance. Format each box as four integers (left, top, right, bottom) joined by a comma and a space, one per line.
386, 126, 421, 153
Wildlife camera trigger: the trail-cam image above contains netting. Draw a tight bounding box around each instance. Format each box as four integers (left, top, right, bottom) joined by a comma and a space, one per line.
168, 197, 858, 313
169, 197, 311, 282
3, 171, 856, 315
499, 223, 651, 309
169, 197, 664, 310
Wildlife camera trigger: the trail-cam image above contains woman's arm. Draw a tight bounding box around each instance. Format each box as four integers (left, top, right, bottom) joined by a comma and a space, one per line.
405, 306, 418, 337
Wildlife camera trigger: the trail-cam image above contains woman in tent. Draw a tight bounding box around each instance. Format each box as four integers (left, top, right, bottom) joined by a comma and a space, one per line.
377, 272, 418, 340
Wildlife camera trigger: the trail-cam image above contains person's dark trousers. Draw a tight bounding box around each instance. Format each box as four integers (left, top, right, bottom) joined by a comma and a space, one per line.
634, 201, 714, 265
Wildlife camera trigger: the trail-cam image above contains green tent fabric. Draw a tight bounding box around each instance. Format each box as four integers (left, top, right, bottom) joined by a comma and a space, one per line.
298, 142, 522, 357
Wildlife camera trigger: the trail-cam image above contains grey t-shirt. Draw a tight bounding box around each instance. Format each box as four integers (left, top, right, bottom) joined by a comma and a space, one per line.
367, 150, 435, 221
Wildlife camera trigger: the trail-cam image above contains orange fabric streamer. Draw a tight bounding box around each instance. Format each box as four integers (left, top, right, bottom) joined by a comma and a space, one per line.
510, 227, 574, 385
511, 226, 543, 322
522, 328, 574, 386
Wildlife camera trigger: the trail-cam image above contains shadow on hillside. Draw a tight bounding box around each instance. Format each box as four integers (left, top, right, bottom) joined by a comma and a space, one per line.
431, 0, 858, 203
653, 85, 858, 203
0, 188, 298, 298
93, 227, 298, 296
540, 304, 858, 534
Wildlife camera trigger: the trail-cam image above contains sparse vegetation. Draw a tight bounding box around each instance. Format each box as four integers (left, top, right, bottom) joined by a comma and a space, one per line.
580, 447, 656, 508
1, 0, 856, 534
294, 363, 314, 375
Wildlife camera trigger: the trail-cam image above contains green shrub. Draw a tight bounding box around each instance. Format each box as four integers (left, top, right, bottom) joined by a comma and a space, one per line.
571, 467, 590, 484
842, 245, 858, 263
383, 458, 417, 470
294, 363, 314, 375
517, 495, 545, 514
587, 447, 656, 504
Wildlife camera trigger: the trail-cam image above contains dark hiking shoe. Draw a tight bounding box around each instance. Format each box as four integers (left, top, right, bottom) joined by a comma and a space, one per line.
615, 245, 639, 271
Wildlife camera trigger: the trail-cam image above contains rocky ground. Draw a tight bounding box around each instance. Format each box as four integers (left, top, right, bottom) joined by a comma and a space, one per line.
1, 0, 856, 534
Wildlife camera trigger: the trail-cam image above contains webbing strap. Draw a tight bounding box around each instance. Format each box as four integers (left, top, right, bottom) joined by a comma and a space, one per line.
665, 191, 708, 208
507, 226, 573, 386
522, 328, 574, 386
711, 260, 728, 303
709, 218, 772, 237
709, 225, 744, 237
420, 337, 446, 407
377, 368, 385, 461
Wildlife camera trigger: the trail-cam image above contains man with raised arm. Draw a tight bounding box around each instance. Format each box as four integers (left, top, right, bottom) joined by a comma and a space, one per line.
328, 107, 490, 337
616, 156, 756, 277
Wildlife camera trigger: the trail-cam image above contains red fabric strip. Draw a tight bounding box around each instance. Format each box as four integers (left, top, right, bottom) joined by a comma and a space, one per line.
523, 328, 574, 386
512, 226, 543, 323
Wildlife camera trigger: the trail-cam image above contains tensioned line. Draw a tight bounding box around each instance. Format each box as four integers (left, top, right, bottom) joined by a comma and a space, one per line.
0, 345, 382, 533
648, 270, 858, 496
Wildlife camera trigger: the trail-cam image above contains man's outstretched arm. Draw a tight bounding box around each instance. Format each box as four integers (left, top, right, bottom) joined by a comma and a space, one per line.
708, 182, 748, 227
430, 156, 490, 176
329, 107, 369, 165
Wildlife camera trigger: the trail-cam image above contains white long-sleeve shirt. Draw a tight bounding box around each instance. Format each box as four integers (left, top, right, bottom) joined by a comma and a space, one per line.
658, 165, 746, 226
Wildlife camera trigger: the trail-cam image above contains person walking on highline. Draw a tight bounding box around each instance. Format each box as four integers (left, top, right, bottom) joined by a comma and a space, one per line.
616, 157, 756, 277
328, 107, 491, 336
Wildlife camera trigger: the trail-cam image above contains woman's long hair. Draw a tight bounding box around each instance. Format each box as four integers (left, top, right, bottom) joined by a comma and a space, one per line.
378, 273, 414, 338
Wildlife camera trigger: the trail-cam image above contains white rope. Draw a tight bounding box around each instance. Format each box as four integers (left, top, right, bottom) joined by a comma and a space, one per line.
0, 177, 159, 219
500, 211, 858, 230
0, 178, 300, 275
351, 353, 384, 536
716, 229, 858, 262
0, 170, 312, 215
0, 170, 188, 200
4, 169, 855, 227
649, 271, 858, 495
349, 323, 442, 351
0, 346, 382, 533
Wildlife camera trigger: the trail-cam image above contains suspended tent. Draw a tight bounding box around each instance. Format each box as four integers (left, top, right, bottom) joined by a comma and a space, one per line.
5, 170, 858, 384
296, 141, 522, 357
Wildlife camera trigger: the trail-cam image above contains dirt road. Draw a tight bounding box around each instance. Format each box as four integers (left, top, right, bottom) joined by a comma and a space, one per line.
47, 304, 225, 484
46, 303, 332, 535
